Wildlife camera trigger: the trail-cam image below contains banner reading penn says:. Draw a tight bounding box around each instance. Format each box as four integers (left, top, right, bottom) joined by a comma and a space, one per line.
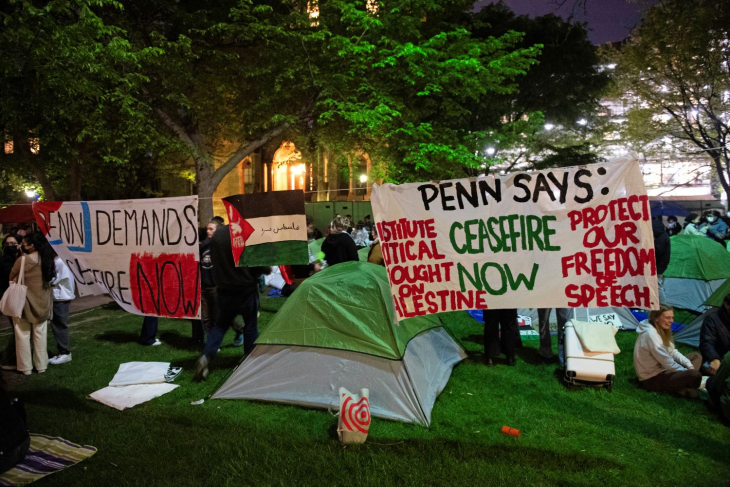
223, 190, 308, 267
371, 159, 658, 320
33, 197, 200, 319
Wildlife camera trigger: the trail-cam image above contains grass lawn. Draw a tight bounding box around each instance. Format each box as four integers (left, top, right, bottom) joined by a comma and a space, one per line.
4, 297, 729, 486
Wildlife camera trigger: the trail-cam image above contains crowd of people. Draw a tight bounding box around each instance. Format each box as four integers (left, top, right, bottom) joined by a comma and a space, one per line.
1, 210, 728, 425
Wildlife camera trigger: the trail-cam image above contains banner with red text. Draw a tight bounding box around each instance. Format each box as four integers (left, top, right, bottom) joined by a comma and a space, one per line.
371, 158, 658, 320
33, 197, 200, 319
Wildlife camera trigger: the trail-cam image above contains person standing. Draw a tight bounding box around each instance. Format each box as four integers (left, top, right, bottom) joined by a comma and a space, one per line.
9, 232, 55, 375
634, 304, 701, 396
536, 308, 573, 366
483, 309, 518, 366
193, 224, 269, 381
0, 236, 19, 370
653, 218, 670, 304
197, 219, 221, 342
322, 216, 358, 267
48, 253, 75, 365
139, 316, 161, 346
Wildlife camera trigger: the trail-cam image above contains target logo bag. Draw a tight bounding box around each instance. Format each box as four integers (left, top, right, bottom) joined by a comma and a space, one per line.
337, 387, 370, 444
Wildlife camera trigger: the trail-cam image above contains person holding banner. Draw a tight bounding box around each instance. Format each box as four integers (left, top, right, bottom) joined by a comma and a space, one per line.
483, 309, 518, 366
8, 232, 56, 375
194, 224, 269, 381
537, 308, 573, 366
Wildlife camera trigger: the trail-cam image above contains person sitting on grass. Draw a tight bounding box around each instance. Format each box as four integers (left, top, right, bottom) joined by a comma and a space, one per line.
634, 304, 702, 397
700, 293, 730, 378
706, 352, 730, 425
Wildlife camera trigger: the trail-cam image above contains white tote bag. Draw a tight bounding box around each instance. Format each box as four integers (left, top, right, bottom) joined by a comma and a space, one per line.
0, 256, 27, 318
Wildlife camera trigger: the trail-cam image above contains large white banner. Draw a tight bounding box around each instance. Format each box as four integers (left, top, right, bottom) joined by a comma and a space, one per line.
371, 159, 659, 320
33, 197, 200, 318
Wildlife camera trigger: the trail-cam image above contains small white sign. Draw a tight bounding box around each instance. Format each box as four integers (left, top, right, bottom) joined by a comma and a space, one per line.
589, 312, 624, 330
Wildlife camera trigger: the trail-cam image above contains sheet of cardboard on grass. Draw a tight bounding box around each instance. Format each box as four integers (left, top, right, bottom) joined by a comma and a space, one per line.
33, 196, 201, 318
371, 158, 659, 320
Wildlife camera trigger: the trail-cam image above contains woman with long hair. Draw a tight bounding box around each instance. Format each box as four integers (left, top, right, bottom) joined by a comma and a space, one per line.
8, 232, 56, 375
634, 304, 702, 396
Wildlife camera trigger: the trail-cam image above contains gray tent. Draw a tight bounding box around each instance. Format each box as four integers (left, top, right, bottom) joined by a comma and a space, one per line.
212, 262, 466, 426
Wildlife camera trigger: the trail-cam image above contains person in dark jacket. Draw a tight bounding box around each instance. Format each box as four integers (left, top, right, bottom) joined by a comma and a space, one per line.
666, 215, 681, 237
194, 224, 269, 381
190, 220, 222, 344
0, 236, 19, 369
322, 216, 358, 267
700, 294, 730, 376
652, 217, 671, 304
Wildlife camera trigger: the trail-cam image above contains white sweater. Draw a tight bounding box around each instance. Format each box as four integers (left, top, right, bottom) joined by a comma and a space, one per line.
633, 321, 692, 381
51, 257, 75, 301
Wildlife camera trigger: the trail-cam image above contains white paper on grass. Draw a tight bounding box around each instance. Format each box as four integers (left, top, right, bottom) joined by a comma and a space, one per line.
89, 384, 179, 411
109, 362, 171, 387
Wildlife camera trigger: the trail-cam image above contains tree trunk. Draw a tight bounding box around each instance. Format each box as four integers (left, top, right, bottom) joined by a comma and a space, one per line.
711, 154, 730, 207
69, 158, 82, 201
197, 159, 215, 224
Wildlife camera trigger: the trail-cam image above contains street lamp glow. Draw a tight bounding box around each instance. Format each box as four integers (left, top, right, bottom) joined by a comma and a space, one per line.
359, 174, 368, 184
25, 189, 36, 198
577, 119, 588, 126
544, 123, 554, 131
486, 147, 495, 155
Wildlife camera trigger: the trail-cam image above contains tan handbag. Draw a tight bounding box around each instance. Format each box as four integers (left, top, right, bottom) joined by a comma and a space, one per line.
0, 256, 27, 318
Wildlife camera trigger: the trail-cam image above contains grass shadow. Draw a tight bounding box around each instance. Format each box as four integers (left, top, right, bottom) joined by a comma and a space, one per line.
159, 331, 204, 352
20, 387, 96, 413
94, 331, 140, 345
462, 334, 483, 346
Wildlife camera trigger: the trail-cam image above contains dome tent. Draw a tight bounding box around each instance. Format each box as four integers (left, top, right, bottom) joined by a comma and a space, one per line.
662, 235, 730, 312
212, 261, 466, 426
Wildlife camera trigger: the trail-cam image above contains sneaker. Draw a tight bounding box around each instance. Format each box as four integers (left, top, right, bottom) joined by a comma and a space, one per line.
506, 356, 517, 366
20, 370, 31, 376
49, 353, 72, 365
37, 369, 45, 374
151, 339, 162, 346
1, 364, 17, 371
193, 356, 209, 382
233, 333, 244, 347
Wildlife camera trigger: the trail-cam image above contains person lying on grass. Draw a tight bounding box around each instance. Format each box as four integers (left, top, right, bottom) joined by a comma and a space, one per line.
634, 304, 702, 397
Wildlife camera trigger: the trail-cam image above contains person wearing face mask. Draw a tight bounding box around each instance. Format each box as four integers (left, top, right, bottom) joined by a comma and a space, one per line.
682, 213, 706, 236
702, 210, 728, 245
634, 304, 702, 397
0, 236, 20, 370
665, 215, 681, 237
8, 232, 56, 375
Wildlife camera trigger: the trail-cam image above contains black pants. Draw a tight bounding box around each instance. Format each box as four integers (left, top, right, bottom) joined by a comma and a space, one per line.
203, 289, 259, 360
483, 309, 518, 359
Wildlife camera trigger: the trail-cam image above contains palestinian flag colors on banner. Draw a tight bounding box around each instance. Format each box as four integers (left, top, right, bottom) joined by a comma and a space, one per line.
222, 190, 308, 267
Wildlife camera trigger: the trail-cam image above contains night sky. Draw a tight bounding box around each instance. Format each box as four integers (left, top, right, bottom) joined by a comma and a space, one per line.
473, 0, 660, 45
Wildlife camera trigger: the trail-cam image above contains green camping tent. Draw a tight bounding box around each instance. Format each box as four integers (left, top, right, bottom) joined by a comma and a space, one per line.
213, 261, 466, 425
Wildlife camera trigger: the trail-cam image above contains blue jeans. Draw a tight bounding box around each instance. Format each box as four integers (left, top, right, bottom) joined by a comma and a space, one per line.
203, 289, 259, 361
139, 316, 158, 345
538, 308, 573, 366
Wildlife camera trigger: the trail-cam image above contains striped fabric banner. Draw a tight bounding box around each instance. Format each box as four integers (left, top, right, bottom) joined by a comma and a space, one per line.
223, 190, 309, 267
0, 434, 97, 486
